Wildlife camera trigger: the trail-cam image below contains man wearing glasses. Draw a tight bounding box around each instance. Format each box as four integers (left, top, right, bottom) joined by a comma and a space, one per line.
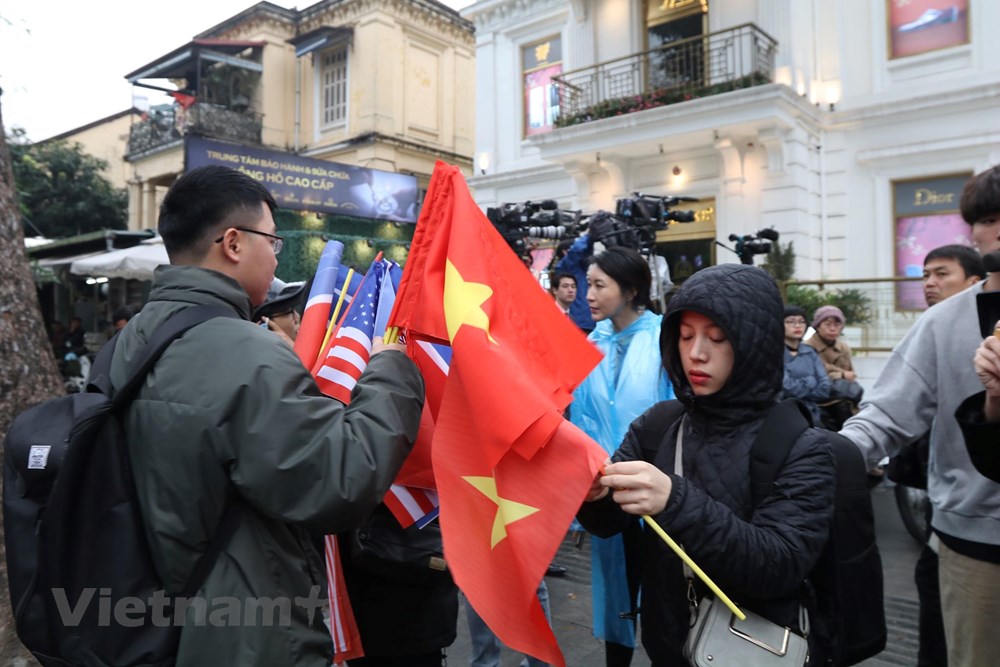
108, 165, 425, 666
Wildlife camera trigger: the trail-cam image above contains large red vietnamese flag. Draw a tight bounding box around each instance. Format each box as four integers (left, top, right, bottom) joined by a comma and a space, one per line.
388, 162, 606, 665
390, 162, 602, 467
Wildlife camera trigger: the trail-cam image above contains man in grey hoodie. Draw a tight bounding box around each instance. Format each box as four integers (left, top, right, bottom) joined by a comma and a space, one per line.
840, 165, 1000, 667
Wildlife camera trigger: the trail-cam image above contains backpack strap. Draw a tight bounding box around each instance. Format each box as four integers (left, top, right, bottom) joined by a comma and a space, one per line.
105, 304, 243, 597
110, 305, 240, 407
749, 399, 813, 508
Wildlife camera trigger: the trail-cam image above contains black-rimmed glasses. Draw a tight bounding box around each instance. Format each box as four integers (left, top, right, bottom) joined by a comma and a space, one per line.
215, 227, 284, 255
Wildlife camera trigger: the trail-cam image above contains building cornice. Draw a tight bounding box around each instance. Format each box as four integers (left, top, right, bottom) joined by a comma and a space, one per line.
197, 1, 297, 39
462, 0, 567, 34
467, 161, 567, 189
834, 78, 1000, 127
302, 131, 472, 168
857, 132, 1000, 166
199, 0, 473, 46
300, 0, 473, 44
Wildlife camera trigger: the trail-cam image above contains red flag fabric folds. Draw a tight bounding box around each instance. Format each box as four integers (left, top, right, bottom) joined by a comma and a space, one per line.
390, 162, 602, 467
388, 162, 606, 665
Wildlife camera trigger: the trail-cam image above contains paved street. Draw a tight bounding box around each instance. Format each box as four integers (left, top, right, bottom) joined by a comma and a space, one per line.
446, 484, 921, 666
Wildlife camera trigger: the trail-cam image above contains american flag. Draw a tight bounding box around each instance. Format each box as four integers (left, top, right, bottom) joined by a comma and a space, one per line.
314, 260, 385, 403
382, 339, 451, 527
314, 260, 442, 528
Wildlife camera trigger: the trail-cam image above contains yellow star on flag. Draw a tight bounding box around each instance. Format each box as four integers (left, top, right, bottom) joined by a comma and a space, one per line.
463, 475, 540, 548
444, 259, 497, 344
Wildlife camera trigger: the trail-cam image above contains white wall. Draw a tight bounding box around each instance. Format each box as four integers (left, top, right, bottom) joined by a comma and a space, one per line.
465, 0, 1000, 284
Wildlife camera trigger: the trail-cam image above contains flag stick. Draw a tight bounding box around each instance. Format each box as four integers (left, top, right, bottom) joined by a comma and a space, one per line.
384, 327, 400, 345
641, 514, 746, 621
317, 268, 355, 364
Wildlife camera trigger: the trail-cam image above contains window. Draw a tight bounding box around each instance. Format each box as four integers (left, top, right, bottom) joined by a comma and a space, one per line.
321, 46, 348, 128
645, 0, 707, 91
892, 174, 973, 310
522, 36, 562, 137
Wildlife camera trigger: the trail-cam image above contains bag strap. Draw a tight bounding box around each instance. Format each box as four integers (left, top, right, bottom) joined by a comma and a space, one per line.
749, 399, 812, 509
649, 399, 686, 463
101, 304, 243, 597
111, 305, 240, 407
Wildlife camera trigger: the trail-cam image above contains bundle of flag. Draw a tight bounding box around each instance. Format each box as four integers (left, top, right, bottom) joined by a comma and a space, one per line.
386, 161, 607, 666
293, 241, 361, 370
296, 249, 442, 662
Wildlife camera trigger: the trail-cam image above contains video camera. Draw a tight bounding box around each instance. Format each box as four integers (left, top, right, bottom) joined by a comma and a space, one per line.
589, 192, 698, 253
725, 228, 780, 265
485, 200, 585, 260
486, 192, 698, 261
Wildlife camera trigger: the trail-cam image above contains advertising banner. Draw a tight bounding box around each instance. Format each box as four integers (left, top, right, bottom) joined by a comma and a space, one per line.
185, 136, 420, 222
888, 0, 969, 60
893, 174, 972, 310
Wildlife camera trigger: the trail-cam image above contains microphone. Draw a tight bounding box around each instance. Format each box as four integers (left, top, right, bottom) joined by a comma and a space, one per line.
757, 228, 780, 242
983, 251, 1000, 274
539, 200, 559, 210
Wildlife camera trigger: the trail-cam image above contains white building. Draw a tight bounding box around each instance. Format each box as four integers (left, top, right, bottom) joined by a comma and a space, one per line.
462, 0, 1000, 298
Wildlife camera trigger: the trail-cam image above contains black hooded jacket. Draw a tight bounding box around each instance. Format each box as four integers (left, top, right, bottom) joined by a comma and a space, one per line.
578, 264, 835, 665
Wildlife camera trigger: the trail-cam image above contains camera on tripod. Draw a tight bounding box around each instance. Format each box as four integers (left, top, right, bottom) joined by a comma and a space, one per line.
726, 228, 780, 265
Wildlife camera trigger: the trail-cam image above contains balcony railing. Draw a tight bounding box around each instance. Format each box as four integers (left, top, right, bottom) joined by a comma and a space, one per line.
552, 23, 777, 128
128, 103, 263, 156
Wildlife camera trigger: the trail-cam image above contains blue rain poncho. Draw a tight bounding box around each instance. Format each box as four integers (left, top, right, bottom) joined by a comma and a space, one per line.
571, 309, 673, 647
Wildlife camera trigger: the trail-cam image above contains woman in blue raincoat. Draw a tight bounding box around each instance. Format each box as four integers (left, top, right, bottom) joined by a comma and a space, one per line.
571, 246, 673, 666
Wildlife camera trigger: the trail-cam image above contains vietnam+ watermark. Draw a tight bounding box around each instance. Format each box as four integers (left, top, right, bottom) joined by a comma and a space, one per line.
51, 585, 326, 628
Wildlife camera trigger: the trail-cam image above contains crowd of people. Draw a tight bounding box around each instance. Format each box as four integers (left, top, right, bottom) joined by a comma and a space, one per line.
30, 163, 1000, 667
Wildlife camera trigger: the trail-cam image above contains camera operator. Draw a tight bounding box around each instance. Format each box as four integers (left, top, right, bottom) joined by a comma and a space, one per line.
555, 211, 623, 332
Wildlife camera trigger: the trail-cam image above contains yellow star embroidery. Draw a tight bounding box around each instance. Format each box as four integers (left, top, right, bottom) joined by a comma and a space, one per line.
463, 475, 540, 549
444, 259, 497, 344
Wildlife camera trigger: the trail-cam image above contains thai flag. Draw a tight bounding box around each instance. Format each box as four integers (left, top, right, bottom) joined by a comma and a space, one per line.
294, 241, 343, 368
314, 260, 385, 403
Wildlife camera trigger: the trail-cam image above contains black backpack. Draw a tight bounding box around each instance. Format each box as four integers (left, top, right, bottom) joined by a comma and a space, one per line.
3, 305, 239, 667
646, 399, 886, 667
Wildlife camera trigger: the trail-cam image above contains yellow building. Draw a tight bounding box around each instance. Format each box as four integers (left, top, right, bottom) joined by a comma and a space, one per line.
124, 0, 476, 231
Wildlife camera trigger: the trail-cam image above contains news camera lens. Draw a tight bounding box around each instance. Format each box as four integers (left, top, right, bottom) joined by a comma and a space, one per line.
527, 226, 565, 239
668, 210, 696, 223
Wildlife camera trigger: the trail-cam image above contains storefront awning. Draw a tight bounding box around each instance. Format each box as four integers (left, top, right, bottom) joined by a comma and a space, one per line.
36, 250, 108, 268
69, 238, 169, 281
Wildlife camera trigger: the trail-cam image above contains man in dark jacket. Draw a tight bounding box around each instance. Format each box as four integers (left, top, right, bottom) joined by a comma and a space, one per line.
110, 166, 425, 666
579, 264, 834, 665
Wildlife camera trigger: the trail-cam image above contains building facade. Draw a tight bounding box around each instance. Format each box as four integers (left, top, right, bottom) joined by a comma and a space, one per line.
124, 0, 476, 233
463, 0, 1000, 292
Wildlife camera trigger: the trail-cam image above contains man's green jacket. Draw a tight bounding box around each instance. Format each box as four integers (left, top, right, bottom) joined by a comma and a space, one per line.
110, 265, 424, 666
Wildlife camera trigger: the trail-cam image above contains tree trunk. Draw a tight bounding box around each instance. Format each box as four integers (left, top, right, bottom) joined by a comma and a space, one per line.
0, 94, 63, 665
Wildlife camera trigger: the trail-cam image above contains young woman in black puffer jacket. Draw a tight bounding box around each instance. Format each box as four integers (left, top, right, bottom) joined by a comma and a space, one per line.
578, 264, 836, 666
